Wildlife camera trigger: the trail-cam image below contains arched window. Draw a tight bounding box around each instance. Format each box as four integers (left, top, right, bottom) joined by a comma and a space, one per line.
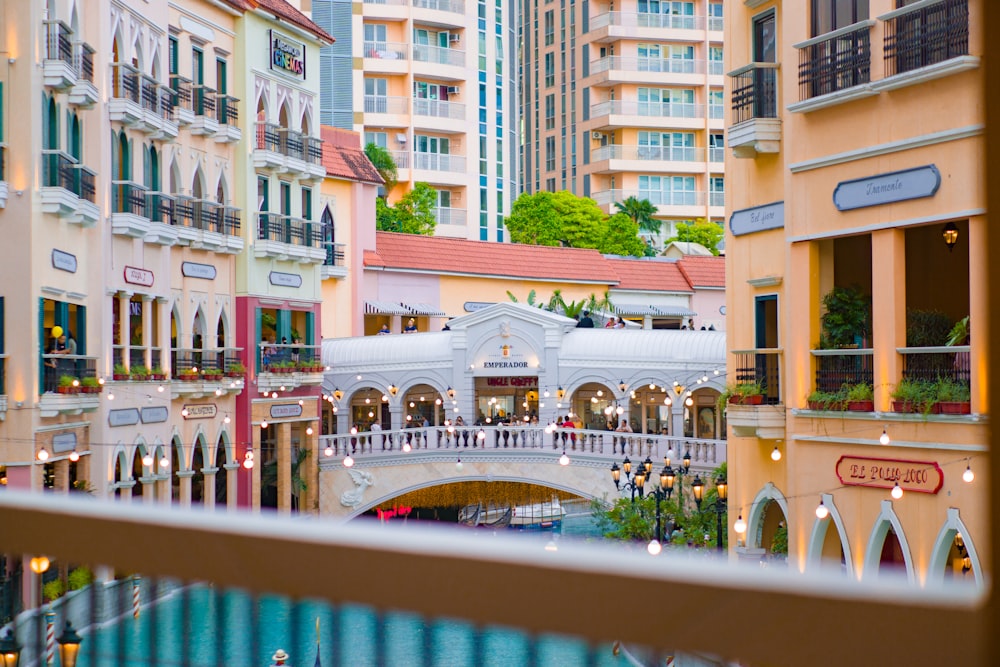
321, 205, 336, 266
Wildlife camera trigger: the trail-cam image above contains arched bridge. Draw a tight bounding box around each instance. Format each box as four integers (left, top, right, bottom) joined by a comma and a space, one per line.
317, 426, 727, 520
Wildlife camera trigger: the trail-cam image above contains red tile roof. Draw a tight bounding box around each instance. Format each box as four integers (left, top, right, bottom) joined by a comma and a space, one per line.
677, 255, 726, 288
605, 258, 693, 292
364, 250, 385, 268
246, 0, 334, 43
321, 126, 383, 184
370, 233, 621, 284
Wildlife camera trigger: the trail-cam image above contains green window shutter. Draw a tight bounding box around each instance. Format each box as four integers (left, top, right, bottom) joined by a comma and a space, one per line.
276, 310, 291, 344
255, 307, 262, 373
75, 305, 86, 355
38, 298, 46, 395
305, 311, 315, 346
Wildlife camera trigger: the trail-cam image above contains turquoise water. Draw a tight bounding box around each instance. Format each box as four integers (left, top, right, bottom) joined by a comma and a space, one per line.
76, 585, 619, 666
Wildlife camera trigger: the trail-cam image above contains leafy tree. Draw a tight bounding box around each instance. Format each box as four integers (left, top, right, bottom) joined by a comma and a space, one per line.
600, 213, 648, 256
506, 191, 565, 246
586, 291, 615, 316
615, 196, 660, 235
665, 220, 725, 255
376, 183, 438, 235
506, 289, 545, 308
364, 143, 397, 195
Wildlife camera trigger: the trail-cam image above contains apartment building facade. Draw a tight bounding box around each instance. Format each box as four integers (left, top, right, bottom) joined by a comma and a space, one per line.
521, 0, 725, 245
724, 0, 986, 585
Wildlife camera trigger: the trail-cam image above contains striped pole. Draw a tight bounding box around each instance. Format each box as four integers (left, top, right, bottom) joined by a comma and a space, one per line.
44, 610, 56, 666
132, 574, 141, 619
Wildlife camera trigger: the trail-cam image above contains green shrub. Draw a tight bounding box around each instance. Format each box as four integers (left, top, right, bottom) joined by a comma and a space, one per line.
820, 286, 871, 348
906, 309, 953, 347
807, 389, 844, 410
844, 383, 874, 401
68, 566, 93, 591
43, 579, 65, 602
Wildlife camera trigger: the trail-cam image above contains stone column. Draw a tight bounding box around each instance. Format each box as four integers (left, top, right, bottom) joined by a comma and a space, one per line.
968, 214, 988, 414
176, 470, 194, 509
388, 404, 403, 431
252, 425, 262, 512
141, 295, 154, 368
118, 481, 135, 503
202, 467, 217, 510
871, 228, 907, 412
54, 460, 69, 493
117, 292, 132, 368
156, 296, 170, 374
224, 463, 239, 511
301, 423, 319, 514
277, 421, 292, 514
141, 475, 155, 503
156, 474, 171, 504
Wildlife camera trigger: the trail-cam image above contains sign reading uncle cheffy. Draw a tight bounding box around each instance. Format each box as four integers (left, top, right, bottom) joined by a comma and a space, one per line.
833, 165, 940, 211
270, 30, 306, 79
729, 201, 784, 237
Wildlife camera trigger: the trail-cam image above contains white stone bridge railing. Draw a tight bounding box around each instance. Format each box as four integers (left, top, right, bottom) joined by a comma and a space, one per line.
319, 426, 726, 471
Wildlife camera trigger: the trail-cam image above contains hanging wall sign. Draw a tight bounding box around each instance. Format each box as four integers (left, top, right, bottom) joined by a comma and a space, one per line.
270, 30, 306, 78
52, 249, 78, 273
183, 404, 217, 420
835, 455, 944, 494
52, 432, 78, 453
182, 262, 217, 280
141, 406, 169, 424
269, 271, 303, 288
270, 403, 303, 419
108, 408, 141, 427
124, 266, 154, 287
729, 201, 784, 236
832, 165, 941, 211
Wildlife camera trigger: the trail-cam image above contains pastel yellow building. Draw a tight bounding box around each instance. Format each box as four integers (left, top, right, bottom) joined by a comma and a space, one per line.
724, 0, 986, 585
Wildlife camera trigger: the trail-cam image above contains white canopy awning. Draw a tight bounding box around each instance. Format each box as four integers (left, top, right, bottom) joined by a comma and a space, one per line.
365, 300, 410, 315
614, 304, 696, 317
404, 302, 446, 316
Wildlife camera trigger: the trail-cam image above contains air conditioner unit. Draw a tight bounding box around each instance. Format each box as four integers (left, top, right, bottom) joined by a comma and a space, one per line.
447, 86, 459, 95
449, 33, 460, 42
591, 131, 604, 140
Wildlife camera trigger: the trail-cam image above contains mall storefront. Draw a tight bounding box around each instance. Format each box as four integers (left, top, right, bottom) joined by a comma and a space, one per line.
322, 303, 726, 437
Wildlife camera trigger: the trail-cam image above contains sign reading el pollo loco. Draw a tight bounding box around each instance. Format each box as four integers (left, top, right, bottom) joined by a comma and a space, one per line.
835, 455, 943, 494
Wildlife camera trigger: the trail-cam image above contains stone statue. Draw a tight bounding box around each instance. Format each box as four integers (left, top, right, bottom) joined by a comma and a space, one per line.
499, 320, 511, 338
340, 468, 375, 508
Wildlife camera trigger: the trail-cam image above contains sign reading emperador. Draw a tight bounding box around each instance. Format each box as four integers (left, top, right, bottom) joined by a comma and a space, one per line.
835, 455, 943, 494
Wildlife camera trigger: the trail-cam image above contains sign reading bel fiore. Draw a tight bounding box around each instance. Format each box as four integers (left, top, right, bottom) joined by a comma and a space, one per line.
729, 201, 784, 237
270, 30, 305, 78
833, 165, 940, 211
835, 455, 943, 494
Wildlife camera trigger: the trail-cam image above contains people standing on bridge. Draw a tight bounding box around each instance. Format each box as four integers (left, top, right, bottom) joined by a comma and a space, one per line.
576, 310, 595, 328
403, 317, 418, 333
615, 419, 632, 454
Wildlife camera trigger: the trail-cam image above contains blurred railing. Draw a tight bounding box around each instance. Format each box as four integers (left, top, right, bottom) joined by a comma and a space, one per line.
812, 348, 874, 394
591, 145, 705, 163
591, 56, 705, 75
412, 44, 464, 67
44, 20, 74, 65
257, 213, 324, 248
591, 99, 703, 118
111, 181, 148, 217
364, 95, 408, 114
899, 345, 971, 385
590, 11, 705, 30
732, 349, 782, 405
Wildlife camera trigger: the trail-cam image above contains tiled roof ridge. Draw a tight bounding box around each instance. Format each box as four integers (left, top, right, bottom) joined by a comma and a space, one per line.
375, 231, 612, 256
675, 261, 695, 290
245, 0, 334, 43
321, 126, 383, 184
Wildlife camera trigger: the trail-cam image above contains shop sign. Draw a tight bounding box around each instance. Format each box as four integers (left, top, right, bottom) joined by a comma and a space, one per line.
52, 432, 77, 453
485, 376, 538, 387
464, 301, 494, 312
729, 201, 784, 237
52, 249, 78, 273
270, 403, 303, 419
108, 408, 141, 427
270, 30, 306, 78
269, 271, 303, 288
141, 406, 169, 424
835, 455, 943, 494
833, 165, 940, 211
182, 262, 217, 280
124, 266, 154, 287
184, 404, 217, 419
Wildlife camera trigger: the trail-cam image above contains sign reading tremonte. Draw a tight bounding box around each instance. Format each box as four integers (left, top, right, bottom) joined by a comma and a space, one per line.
729, 201, 784, 237
833, 165, 940, 211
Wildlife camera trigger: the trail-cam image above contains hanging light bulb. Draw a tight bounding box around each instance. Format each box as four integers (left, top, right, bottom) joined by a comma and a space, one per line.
306, 426, 314, 436
815, 500, 829, 519
963, 464, 975, 483
402, 441, 412, 453
343, 453, 355, 468
455, 457, 463, 472
157, 384, 165, 393
107, 392, 114, 400
770, 446, 782, 462
69, 450, 80, 463
160, 455, 170, 469
879, 428, 890, 446
271, 392, 278, 399
559, 451, 569, 466
891, 482, 903, 499
664, 396, 672, 406
324, 444, 334, 457
734, 514, 747, 534
647, 540, 662, 556
37, 448, 50, 462
181, 408, 189, 417
224, 414, 231, 424
261, 420, 268, 429
142, 453, 154, 467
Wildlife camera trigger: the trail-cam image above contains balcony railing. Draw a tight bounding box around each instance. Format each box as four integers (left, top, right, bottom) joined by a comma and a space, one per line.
591, 189, 708, 207
172, 348, 225, 373
591, 145, 704, 163
729, 63, 779, 124
304, 135, 324, 165
709, 146, 724, 162
193, 85, 216, 118
883, 0, 969, 78
170, 75, 193, 111
281, 128, 304, 160
413, 44, 465, 67
41, 354, 97, 393
590, 99, 702, 119
44, 20, 74, 65
812, 348, 875, 394
590, 11, 706, 30
732, 349, 782, 405
257, 213, 325, 248
146, 192, 175, 224
42, 151, 79, 193
413, 98, 465, 119
259, 343, 322, 371
391, 150, 411, 168
364, 95, 409, 114
217, 94, 239, 125
324, 242, 346, 267
174, 198, 230, 233
74, 42, 95, 82
591, 56, 705, 75
111, 181, 149, 217
1, 146, 6, 182
709, 191, 724, 207
434, 206, 467, 226
222, 207, 242, 235
111, 62, 141, 103
364, 40, 409, 60
709, 60, 724, 75
796, 21, 873, 100
412, 152, 465, 172
256, 122, 282, 152
899, 345, 971, 385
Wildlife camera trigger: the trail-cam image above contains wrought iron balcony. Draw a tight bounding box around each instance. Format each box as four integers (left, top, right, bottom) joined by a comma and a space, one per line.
68, 41, 98, 108
732, 349, 782, 405
883, 0, 970, 78
215, 94, 241, 142
170, 75, 194, 124
727, 63, 781, 157
256, 213, 327, 263
110, 64, 176, 137
40, 151, 97, 223
812, 348, 875, 394
796, 21, 873, 101
110, 181, 150, 238
43, 20, 76, 89
191, 85, 219, 136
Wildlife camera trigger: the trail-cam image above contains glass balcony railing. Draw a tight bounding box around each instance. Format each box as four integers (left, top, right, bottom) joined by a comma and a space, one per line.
413, 0, 464, 12
412, 44, 464, 67
363, 40, 408, 60
364, 95, 408, 114
591, 56, 705, 75
413, 98, 465, 119
590, 11, 705, 30
592, 145, 705, 162
590, 99, 703, 119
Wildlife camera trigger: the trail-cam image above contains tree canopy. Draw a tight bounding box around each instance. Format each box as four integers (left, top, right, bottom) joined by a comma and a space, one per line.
364, 143, 398, 195
615, 196, 660, 235
665, 220, 725, 255
376, 182, 438, 235
504, 191, 648, 257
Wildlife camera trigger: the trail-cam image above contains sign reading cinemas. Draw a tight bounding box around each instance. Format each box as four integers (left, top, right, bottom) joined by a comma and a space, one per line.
270, 30, 305, 78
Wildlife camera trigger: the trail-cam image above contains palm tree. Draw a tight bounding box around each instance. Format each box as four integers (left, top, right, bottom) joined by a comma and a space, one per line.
364, 143, 398, 197
615, 196, 660, 235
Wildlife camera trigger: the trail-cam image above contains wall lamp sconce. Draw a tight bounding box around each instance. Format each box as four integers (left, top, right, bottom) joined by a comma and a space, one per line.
388, 384, 398, 396
943, 222, 959, 251
556, 386, 565, 400
618, 380, 627, 393
333, 388, 343, 401
446, 386, 456, 399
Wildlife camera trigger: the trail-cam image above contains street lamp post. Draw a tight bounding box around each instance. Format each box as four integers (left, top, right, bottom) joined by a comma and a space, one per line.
0, 629, 22, 667
56, 621, 83, 667
692, 474, 728, 552
610, 457, 673, 543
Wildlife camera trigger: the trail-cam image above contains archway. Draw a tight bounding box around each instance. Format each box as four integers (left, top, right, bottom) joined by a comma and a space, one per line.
863, 500, 914, 582
112, 448, 127, 498
171, 436, 184, 503
927, 508, 982, 587
565, 381, 617, 430
747, 483, 789, 565
400, 383, 447, 427
191, 434, 206, 504
805, 493, 852, 577
214, 434, 228, 507
130, 445, 145, 498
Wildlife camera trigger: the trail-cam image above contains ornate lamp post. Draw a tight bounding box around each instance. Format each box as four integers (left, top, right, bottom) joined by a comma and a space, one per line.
0, 629, 22, 667
610, 457, 673, 544
692, 474, 728, 552
56, 621, 83, 667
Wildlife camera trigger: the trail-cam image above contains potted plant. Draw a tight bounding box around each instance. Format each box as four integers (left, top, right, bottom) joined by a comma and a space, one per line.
891, 377, 939, 415
177, 368, 200, 381
718, 382, 763, 408
150, 366, 167, 381
202, 367, 223, 381
844, 383, 874, 412
113, 363, 129, 381
130, 365, 150, 381
935, 377, 971, 415
225, 362, 246, 377
820, 286, 871, 349
80, 376, 102, 393
58, 375, 79, 394
806, 389, 844, 411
